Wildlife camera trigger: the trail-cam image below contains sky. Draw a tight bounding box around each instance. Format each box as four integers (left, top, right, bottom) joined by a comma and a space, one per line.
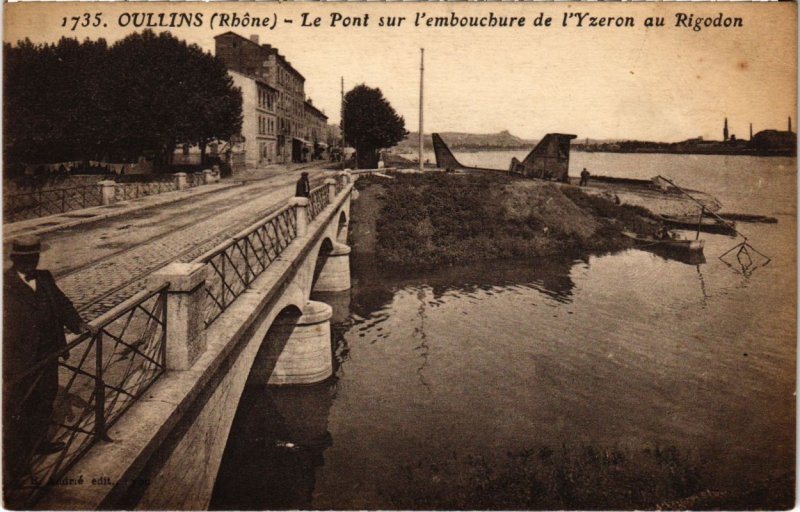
4, 2, 797, 142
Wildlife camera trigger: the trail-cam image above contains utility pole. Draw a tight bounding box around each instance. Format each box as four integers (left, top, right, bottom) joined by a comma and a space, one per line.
340, 77, 345, 149
419, 48, 425, 173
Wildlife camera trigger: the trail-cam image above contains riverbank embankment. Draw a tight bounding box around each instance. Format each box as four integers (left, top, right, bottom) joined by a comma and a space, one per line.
351, 172, 658, 270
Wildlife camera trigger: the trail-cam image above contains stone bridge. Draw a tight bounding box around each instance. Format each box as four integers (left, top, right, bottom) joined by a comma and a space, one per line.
34, 173, 356, 510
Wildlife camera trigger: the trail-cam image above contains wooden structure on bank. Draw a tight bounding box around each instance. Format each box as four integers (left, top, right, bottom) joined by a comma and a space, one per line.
508, 133, 577, 182
432, 132, 577, 182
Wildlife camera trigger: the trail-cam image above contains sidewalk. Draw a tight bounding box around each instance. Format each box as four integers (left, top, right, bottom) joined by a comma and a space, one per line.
230, 161, 335, 182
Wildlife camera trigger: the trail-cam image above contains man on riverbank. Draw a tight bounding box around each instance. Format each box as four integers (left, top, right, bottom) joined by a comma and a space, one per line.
580, 168, 591, 186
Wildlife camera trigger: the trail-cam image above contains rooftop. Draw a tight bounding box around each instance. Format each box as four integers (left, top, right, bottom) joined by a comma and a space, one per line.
215, 31, 306, 82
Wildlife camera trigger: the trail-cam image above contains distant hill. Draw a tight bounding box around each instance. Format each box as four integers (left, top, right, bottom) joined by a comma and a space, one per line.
394, 130, 536, 152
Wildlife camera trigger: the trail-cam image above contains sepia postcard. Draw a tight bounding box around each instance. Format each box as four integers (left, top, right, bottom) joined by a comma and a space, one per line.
1, 1, 796, 510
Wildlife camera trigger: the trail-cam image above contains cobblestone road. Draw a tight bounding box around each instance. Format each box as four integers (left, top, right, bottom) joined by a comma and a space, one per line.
24, 167, 333, 320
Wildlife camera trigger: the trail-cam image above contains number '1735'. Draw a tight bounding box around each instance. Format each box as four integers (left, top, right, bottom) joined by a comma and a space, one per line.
61, 13, 104, 31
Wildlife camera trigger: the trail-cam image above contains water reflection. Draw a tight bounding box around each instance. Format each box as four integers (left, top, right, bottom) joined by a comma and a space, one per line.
311, 290, 353, 383
635, 244, 708, 266
210, 379, 335, 510
211, 289, 353, 510
350, 254, 578, 320
413, 288, 431, 390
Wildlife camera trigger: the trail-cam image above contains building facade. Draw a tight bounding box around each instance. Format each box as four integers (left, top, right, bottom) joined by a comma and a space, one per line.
228, 70, 278, 168
304, 100, 329, 160
215, 32, 308, 164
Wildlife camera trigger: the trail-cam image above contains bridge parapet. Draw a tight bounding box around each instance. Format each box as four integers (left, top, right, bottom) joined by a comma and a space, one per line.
26, 171, 353, 510
5, 283, 169, 509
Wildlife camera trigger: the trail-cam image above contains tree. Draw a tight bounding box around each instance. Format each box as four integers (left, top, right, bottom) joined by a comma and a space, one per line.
106, 30, 242, 166
3, 31, 242, 172
343, 85, 407, 168
4, 37, 110, 167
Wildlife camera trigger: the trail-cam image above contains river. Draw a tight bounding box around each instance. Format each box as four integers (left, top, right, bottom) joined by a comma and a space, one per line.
211, 152, 795, 509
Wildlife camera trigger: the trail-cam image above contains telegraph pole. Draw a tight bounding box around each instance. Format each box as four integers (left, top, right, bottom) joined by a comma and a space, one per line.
340, 77, 345, 149
419, 48, 424, 172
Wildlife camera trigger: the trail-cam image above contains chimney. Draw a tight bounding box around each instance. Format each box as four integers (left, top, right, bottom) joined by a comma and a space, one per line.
749, 123, 753, 140
249, 34, 259, 45
307, 98, 313, 105
789, 116, 793, 133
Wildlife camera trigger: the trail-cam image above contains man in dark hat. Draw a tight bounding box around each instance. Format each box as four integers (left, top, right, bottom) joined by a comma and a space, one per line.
3, 236, 94, 484
295, 171, 311, 198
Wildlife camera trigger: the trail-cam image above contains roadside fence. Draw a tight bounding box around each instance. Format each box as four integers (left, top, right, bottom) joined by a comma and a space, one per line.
4, 185, 103, 222
4, 171, 218, 223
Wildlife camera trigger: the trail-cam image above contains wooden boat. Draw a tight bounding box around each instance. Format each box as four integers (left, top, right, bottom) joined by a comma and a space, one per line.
713, 212, 778, 224
622, 231, 705, 253
658, 215, 736, 235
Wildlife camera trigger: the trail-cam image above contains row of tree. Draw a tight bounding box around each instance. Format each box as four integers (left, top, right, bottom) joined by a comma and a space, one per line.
4, 30, 242, 171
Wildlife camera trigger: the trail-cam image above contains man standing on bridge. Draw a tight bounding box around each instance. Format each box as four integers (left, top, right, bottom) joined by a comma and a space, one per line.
3, 236, 95, 485
295, 171, 311, 198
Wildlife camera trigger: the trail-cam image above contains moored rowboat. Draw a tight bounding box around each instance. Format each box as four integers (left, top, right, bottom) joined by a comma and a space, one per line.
622, 231, 705, 252
658, 215, 736, 235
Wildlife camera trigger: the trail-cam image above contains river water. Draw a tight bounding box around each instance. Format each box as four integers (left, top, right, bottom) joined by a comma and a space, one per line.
211, 152, 795, 509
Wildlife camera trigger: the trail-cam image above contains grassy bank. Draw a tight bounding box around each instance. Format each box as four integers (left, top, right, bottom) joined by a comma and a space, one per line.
355, 172, 657, 270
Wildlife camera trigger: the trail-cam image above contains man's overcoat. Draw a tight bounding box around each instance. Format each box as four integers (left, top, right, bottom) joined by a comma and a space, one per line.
3, 269, 83, 478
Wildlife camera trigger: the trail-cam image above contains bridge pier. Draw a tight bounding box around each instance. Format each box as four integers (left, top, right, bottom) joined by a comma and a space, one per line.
267, 300, 334, 386
313, 242, 351, 293
312, 290, 351, 324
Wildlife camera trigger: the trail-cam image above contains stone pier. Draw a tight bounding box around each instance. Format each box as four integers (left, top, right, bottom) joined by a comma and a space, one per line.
267, 300, 334, 386
312, 242, 352, 293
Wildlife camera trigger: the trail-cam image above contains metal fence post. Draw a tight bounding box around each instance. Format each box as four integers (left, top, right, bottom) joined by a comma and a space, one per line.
94, 331, 110, 441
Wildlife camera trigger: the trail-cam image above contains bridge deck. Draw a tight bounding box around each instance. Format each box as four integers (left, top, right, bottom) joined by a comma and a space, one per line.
4, 168, 332, 319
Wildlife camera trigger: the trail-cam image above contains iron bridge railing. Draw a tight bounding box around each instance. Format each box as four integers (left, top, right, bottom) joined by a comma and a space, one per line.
4, 284, 169, 509
308, 184, 329, 221
194, 205, 299, 328
3, 185, 103, 222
